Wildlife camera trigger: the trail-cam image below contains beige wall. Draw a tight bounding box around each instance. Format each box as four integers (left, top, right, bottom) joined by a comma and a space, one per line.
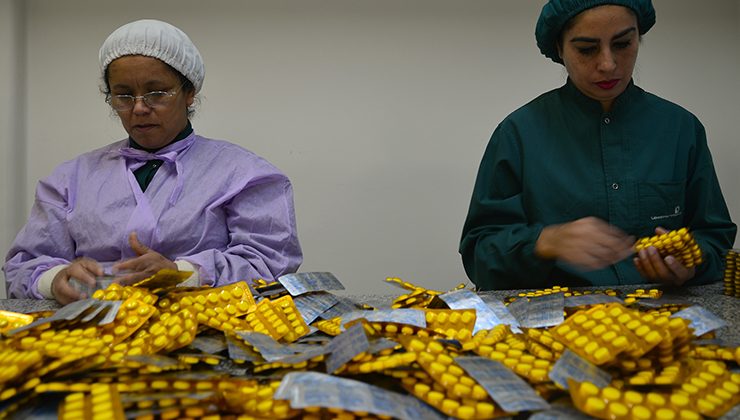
2, 0, 739, 296
0, 0, 25, 299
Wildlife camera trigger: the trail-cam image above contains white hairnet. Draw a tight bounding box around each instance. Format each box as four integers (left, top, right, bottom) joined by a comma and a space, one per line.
99, 19, 205, 92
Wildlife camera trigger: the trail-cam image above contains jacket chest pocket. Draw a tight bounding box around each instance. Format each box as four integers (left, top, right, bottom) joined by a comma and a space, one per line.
637, 181, 685, 231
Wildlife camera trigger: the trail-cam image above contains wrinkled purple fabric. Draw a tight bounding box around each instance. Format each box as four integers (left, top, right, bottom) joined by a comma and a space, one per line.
4, 132, 302, 298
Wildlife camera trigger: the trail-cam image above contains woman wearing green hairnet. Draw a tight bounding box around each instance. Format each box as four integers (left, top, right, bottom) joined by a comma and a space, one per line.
460, 0, 736, 290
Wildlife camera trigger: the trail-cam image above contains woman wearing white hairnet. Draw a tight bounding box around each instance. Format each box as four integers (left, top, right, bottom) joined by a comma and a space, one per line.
4, 20, 303, 304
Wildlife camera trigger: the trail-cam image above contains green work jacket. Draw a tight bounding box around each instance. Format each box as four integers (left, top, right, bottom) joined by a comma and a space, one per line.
460, 79, 736, 290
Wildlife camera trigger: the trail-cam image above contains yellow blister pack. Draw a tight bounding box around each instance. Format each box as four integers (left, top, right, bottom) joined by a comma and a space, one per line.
131, 269, 193, 290
723, 249, 740, 297
137, 308, 198, 353
635, 227, 703, 268
221, 380, 299, 419
99, 297, 156, 345
244, 298, 292, 341
463, 324, 510, 353
570, 379, 701, 420
398, 336, 504, 418
272, 295, 311, 342
312, 316, 343, 336
0, 310, 34, 334
424, 309, 476, 342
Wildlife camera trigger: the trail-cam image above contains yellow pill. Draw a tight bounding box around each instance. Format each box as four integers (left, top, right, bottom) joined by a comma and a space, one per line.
645, 330, 662, 345
456, 405, 475, 420
45, 342, 61, 352
503, 358, 518, 369
419, 352, 435, 364
231, 286, 244, 298
514, 363, 532, 376
592, 309, 607, 320
440, 373, 458, 387
698, 372, 717, 384
506, 349, 523, 359
723, 381, 739, 394
530, 368, 548, 381
113, 325, 128, 336
601, 330, 616, 342
452, 383, 472, 398
705, 394, 723, 406
696, 398, 715, 412
428, 341, 444, 354
632, 405, 651, 420
556, 325, 571, 336
409, 339, 426, 352
427, 391, 444, 404
591, 325, 607, 336
413, 382, 430, 397
593, 347, 611, 364
441, 398, 460, 414
151, 380, 169, 390
714, 388, 731, 401
579, 382, 600, 398
602, 387, 621, 400
519, 355, 535, 365
437, 354, 453, 365
450, 312, 461, 323
125, 316, 140, 327
429, 362, 446, 375
611, 336, 628, 349
471, 384, 488, 400
608, 402, 629, 417
573, 335, 588, 347
565, 330, 579, 341
585, 396, 606, 413
448, 365, 464, 377
456, 329, 472, 341
461, 312, 475, 323
475, 402, 495, 417
690, 377, 708, 390
646, 392, 666, 407
679, 410, 701, 420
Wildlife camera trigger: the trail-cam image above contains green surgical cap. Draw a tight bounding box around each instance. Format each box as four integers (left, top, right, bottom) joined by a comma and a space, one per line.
535, 0, 655, 64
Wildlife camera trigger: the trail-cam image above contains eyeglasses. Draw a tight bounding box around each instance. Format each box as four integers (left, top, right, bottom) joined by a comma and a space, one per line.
106, 85, 183, 111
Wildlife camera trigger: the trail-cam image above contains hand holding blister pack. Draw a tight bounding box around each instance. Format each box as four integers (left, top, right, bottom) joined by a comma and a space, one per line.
68, 262, 130, 297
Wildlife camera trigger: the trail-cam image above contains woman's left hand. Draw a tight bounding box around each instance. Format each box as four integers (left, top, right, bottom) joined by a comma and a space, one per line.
113, 232, 177, 286
633, 227, 695, 286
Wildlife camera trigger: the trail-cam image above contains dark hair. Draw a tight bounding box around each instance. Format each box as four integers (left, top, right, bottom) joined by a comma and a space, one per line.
101, 58, 197, 117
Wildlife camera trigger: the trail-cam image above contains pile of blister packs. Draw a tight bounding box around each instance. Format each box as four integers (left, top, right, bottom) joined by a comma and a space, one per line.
1, 269, 738, 420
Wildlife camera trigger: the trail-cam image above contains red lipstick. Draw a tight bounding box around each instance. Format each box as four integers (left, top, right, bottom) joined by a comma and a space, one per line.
596, 79, 619, 90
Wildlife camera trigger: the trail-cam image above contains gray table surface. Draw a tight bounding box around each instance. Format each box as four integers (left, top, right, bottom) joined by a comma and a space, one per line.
3, 281, 738, 343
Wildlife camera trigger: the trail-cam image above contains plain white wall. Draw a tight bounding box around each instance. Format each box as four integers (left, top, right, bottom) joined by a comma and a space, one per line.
3, 0, 739, 296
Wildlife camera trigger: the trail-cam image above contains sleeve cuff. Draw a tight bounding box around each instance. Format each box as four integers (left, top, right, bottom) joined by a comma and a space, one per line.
37, 264, 69, 299
175, 259, 200, 287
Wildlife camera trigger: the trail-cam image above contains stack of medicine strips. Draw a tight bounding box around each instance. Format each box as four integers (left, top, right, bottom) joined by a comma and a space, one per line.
0, 227, 738, 420
724, 249, 740, 297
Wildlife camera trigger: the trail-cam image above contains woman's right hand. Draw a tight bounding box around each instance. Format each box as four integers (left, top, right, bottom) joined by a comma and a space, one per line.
535, 216, 635, 271
51, 257, 103, 305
